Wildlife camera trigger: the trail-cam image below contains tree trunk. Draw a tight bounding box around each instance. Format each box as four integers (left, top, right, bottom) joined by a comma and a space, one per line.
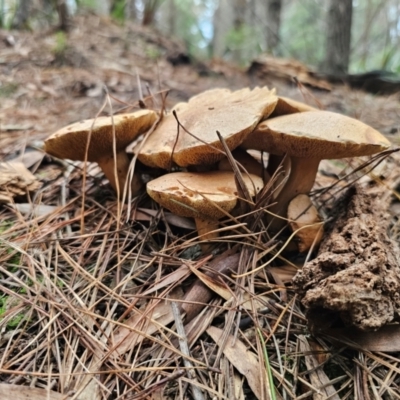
142, 0, 161, 26
265, 0, 282, 55
157, 0, 176, 35
93, 0, 110, 16
125, 0, 137, 20
56, 0, 70, 31
0, 0, 5, 27
12, 0, 31, 29
231, 0, 246, 63
323, 0, 353, 76
212, 0, 235, 58
233, 0, 246, 30
167, 0, 176, 35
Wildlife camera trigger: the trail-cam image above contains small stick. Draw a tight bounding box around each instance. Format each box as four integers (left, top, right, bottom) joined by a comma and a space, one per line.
170, 301, 205, 400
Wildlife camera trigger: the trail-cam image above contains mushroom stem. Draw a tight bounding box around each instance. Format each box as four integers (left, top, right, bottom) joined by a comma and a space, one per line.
98, 151, 143, 198
195, 218, 219, 253
268, 157, 320, 230
266, 153, 284, 177
288, 194, 323, 252
267, 153, 291, 196
219, 149, 267, 178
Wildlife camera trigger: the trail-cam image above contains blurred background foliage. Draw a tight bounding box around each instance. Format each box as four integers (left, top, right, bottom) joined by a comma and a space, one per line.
1, 0, 400, 74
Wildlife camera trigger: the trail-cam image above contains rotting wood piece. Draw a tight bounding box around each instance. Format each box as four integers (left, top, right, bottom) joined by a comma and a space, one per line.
293, 184, 400, 331
247, 55, 332, 91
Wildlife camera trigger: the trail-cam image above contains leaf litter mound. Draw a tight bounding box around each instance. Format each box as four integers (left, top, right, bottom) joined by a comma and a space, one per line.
2, 12, 400, 400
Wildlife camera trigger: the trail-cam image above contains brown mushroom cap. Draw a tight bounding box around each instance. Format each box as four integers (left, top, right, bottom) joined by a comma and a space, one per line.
242, 110, 391, 157
136, 87, 278, 169
147, 171, 263, 220
270, 96, 317, 117
44, 110, 158, 161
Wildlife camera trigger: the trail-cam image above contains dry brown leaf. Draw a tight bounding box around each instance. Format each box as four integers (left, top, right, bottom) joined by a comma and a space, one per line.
0, 383, 74, 400
112, 205, 196, 229
12, 203, 60, 217
133, 207, 196, 229
324, 325, 400, 352
182, 252, 240, 322
163, 212, 196, 229
143, 257, 211, 296
142, 265, 191, 296
298, 335, 341, 400
207, 326, 263, 400
12, 149, 44, 168
241, 293, 270, 311
113, 301, 174, 354
191, 267, 269, 310
113, 288, 183, 355
0, 161, 41, 202
77, 378, 100, 400
268, 265, 298, 283
189, 267, 231, 301
233, 372, 245, 400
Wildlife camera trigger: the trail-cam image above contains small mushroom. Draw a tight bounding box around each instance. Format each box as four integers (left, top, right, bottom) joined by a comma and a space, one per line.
242, 110, 391, 228
136, 87, 278, 169
287, 194, 323, 252
147, 171, 263, 252
44, 110, 157, 197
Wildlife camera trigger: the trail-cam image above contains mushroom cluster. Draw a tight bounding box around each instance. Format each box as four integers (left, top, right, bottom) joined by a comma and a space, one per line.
44, 87, 391, 251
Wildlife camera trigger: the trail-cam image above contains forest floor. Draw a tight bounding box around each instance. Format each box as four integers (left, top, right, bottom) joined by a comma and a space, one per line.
1, 12, 400, 400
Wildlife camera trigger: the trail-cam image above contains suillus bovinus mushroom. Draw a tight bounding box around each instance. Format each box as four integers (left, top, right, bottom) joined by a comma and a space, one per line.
270, 96, 317, 118
44, 110, 157, 197
147, 171, 263, 251
250, 96, 316, 192
135, 87, 278, 170
242, 110, 391, 228
267, 96, 317, 172
287, 194, 323, 253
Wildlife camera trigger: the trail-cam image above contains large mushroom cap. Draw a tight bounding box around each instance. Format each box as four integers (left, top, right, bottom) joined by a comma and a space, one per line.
147, 171, 263, 220
44, 110, 157, 162
136, 87, 278, 169
243, 110, 391, 158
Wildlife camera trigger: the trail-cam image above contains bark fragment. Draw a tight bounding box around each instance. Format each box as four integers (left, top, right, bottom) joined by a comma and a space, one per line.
293, 184, 400, 331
